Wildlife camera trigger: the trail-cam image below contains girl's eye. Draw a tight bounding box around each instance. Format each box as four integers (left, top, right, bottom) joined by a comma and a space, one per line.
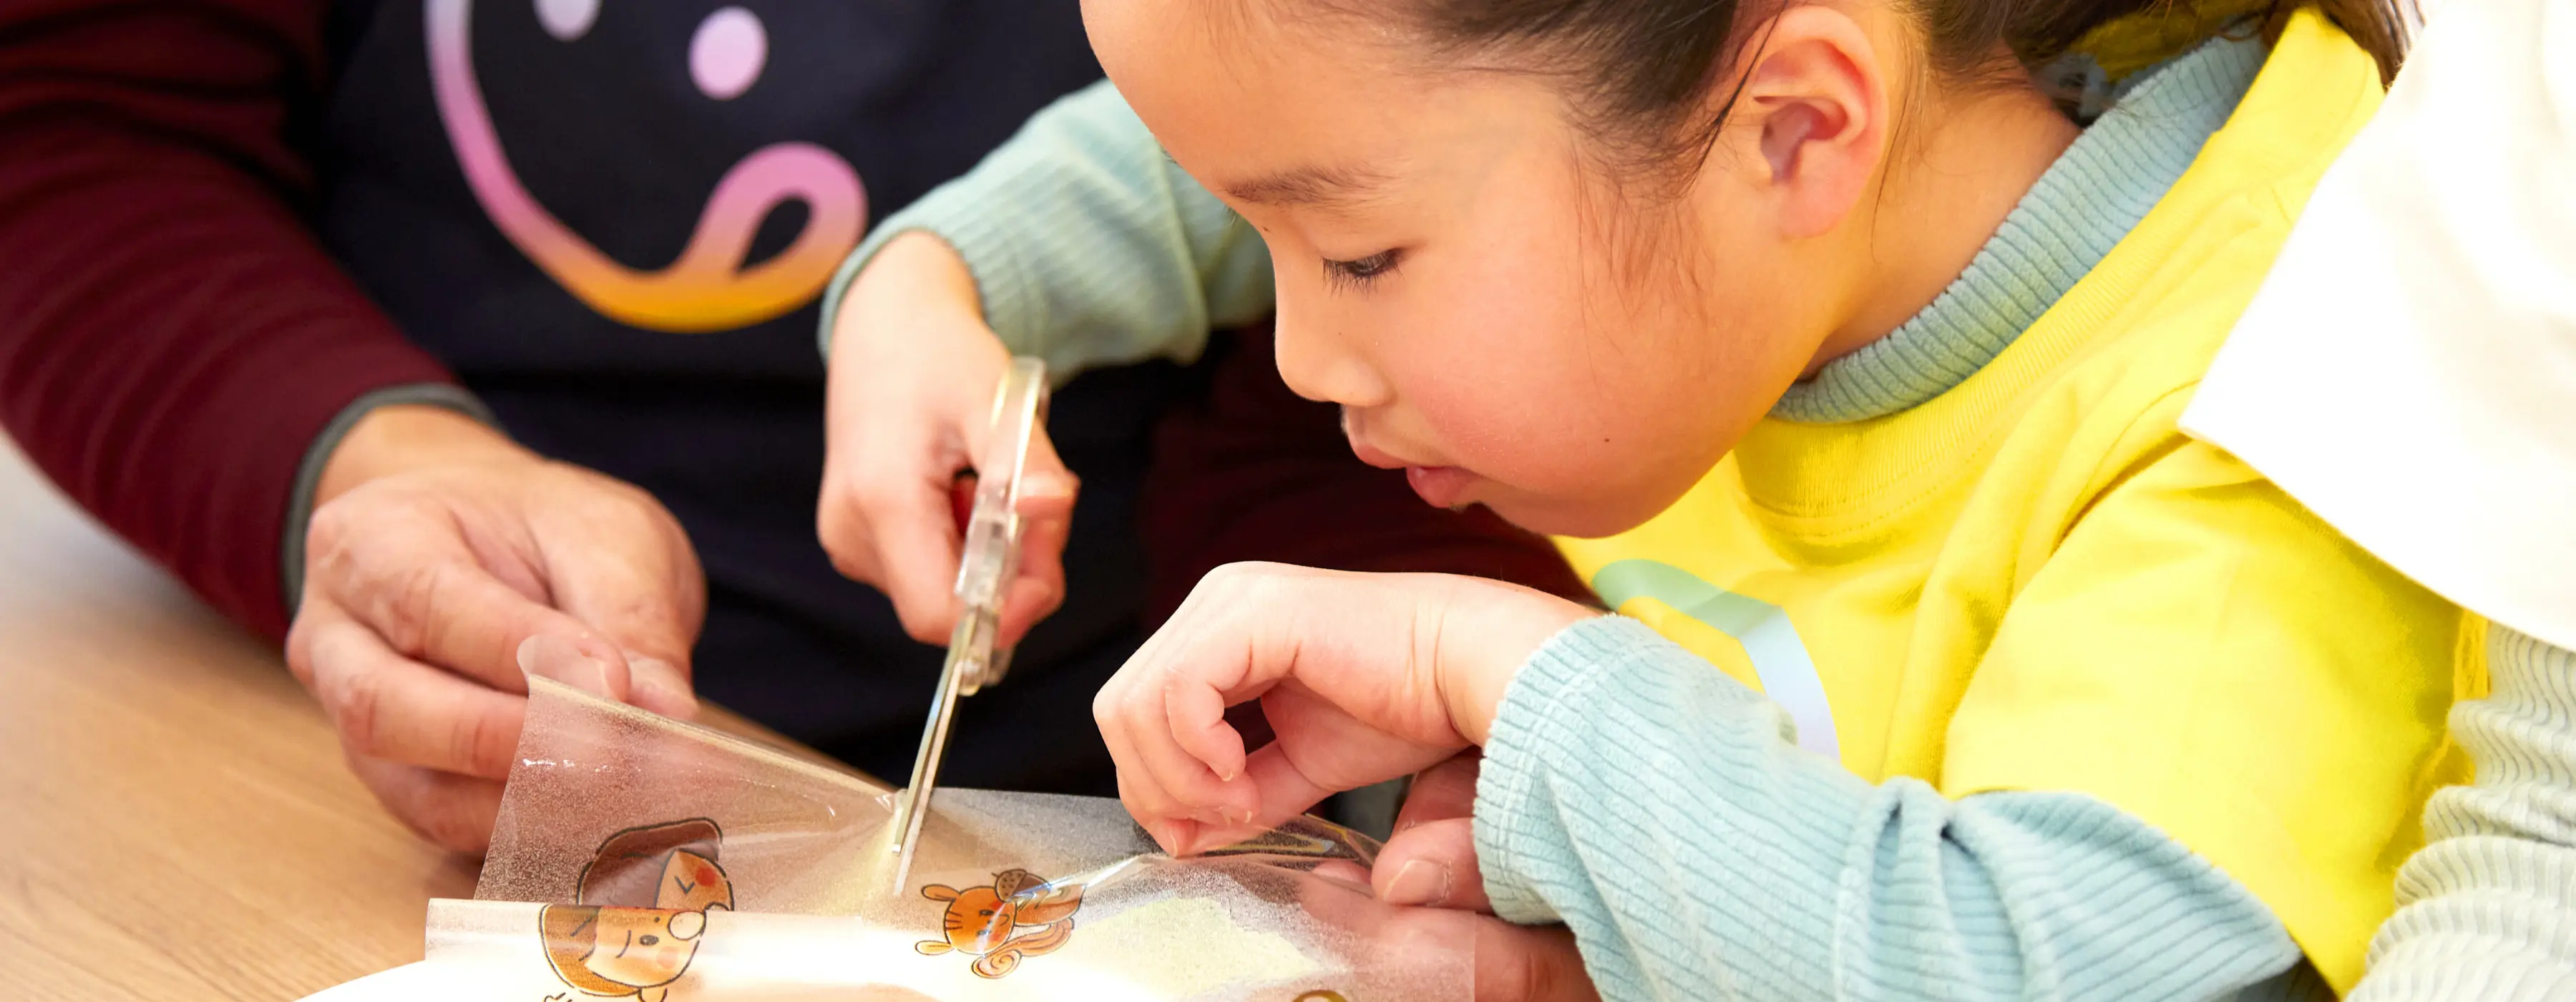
1322, 249, 1403, 291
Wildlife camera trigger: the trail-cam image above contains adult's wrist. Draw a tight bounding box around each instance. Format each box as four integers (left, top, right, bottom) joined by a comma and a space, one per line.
283, 387, 509, 614
313, 397, 524, 507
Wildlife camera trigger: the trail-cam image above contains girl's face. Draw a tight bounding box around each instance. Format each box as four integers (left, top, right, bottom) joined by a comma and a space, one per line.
1085, 1, 1849, 537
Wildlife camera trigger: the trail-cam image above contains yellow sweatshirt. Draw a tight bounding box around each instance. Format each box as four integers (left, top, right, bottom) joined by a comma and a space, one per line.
1558, 11, 2467, 991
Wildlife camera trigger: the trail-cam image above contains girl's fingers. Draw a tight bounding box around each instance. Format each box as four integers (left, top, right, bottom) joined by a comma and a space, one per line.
1098, 563, 1493, 852
863, 468, 967, 644
1115, 671, 1256, 824
1116, 768, 1204, 855
1099, 600, 1273, 825
995, 506, 1070, 648
1011, 427, 1078, 521
1259, 679, 1462, 795
1098, 704, 1209, 835
1165, 669, 1252, 786
1228, 741, 1339, 840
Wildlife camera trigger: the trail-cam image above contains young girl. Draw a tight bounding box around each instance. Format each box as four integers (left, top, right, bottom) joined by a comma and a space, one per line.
821, 0, 2452, 997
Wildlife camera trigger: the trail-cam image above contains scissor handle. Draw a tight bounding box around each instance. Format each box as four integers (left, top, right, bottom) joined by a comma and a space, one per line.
950, 357, 1046, 693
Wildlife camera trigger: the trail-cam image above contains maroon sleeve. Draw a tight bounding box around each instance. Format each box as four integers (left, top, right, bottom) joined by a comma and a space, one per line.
0, 0, 465, 640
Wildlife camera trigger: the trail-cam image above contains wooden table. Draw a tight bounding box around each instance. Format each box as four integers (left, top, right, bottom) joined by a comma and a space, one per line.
0, 442, 847, 1001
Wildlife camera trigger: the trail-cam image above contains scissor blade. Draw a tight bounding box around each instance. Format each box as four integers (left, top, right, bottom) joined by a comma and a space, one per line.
888, 357, 1044, 893
891, 616, 982, 887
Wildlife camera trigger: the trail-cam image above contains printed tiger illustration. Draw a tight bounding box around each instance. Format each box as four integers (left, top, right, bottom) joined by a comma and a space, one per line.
914, 867, 1084, 978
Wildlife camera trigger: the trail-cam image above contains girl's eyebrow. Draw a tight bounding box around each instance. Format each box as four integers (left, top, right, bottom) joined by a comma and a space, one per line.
1219, 162, 1390, 208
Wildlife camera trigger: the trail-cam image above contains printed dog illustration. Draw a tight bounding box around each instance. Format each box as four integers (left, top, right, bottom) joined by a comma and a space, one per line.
540, 819, 734, 1001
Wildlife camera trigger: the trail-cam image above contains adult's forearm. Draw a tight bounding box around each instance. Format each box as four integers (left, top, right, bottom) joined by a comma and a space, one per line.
0, 117, 459, 638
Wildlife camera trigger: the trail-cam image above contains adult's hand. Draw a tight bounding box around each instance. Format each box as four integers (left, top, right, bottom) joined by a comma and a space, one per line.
1093, 562, 1595, 855
1372, 757, 1601, 1002
284, 404, 705, 852
1375, 752, 1494, 912
1475, 918, 1599, 1002
819, 230, 1077, 648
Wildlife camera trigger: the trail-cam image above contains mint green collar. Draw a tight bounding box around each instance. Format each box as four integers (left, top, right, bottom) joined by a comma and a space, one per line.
1771, 34, 2267, 424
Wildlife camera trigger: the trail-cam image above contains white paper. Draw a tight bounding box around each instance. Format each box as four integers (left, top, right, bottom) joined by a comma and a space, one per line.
2181, 0, 2576, 650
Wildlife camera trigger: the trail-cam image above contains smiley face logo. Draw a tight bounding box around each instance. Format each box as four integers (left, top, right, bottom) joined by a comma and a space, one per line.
426, 0, 867, 333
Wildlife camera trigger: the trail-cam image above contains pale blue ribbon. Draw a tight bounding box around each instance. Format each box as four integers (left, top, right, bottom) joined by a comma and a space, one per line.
1589, 559, 1842, 760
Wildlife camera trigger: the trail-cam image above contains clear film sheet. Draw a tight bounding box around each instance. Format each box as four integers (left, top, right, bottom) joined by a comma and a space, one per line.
305, 677, 1470, 1001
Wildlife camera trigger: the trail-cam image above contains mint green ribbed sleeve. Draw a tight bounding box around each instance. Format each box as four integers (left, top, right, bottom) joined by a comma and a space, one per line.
2352, 624, 2576, 1001
1476, 616, 2323, 1002
817, 80, 1274, 377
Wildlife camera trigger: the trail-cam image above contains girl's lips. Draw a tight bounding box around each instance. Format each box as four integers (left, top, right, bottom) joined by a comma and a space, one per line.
1346, 439, 1413, 470
1404, 464, 1475, 508
1347, 437, 1475, 507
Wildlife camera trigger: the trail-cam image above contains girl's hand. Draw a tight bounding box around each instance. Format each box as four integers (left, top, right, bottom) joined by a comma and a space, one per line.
819, 231, 1076, 647
1093, 563, 1594, 855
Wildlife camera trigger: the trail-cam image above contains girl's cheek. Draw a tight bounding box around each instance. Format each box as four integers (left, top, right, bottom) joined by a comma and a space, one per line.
1405, 347, 1600, 476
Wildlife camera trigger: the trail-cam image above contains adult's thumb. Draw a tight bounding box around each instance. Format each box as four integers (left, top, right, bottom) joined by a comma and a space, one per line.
540, 512, 706, 719
1475, 920, 1597, 1002
1376, 817, 1491, 913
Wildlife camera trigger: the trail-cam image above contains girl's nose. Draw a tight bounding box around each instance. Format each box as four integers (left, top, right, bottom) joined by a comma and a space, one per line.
1272, 311, 1392, 410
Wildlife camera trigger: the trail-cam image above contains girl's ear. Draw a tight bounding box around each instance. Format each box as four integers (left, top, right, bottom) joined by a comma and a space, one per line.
1724, 4, 1888, 240
916, 940, 952, 955
921, 885, 960, 903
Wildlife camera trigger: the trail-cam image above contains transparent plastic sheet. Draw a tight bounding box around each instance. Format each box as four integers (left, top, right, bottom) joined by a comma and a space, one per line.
379, 676, 1473, 1001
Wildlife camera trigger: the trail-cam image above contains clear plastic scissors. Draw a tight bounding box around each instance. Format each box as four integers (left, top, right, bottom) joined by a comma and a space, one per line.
890, 356, 1047, 885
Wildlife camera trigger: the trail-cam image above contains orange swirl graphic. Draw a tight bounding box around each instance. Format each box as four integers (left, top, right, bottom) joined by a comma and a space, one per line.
427, 0, 867, 333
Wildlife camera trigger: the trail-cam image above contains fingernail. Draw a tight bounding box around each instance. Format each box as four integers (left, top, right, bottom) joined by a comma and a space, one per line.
517, 635, 615, 696
627, 656, 700, 720
1380, 860, 1452, 907
1221, 804, 1256, 825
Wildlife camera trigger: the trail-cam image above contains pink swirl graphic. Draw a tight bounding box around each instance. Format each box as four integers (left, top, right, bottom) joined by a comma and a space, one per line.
426, 0, 867, 333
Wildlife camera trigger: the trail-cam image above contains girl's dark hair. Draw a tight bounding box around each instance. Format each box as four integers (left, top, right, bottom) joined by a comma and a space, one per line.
1401, 0, 2408, 156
